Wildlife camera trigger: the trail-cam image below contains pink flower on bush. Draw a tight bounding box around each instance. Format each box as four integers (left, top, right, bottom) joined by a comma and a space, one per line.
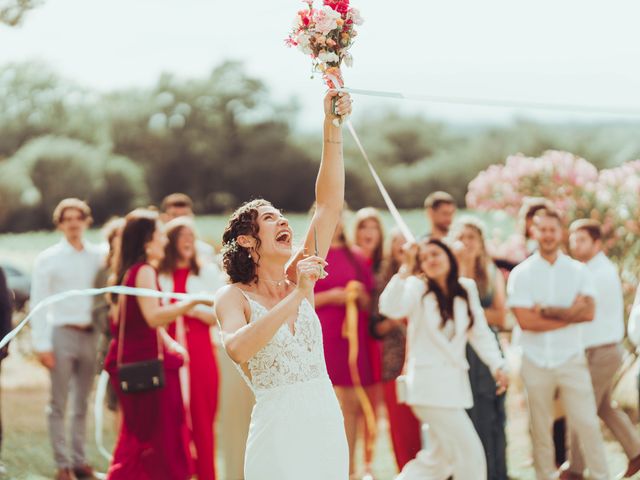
467, 150, 640, 311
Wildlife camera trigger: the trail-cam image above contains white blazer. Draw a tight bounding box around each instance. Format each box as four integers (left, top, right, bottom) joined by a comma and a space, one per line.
379, 275, 504, 409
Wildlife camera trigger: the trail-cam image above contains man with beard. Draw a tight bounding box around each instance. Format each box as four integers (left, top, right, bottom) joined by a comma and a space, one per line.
507, 208, 608, 480
423, 191, 456, 240
563, 219, 640, 479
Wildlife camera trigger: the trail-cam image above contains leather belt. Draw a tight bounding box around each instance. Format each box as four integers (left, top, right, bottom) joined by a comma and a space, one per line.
62, 324, 95, 333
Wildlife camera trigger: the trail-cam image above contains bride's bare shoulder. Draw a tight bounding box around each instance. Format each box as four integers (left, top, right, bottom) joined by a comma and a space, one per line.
215, 283, 250, 307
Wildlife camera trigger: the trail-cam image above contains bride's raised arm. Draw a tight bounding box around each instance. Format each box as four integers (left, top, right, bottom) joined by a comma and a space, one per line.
289, 90, 352, 276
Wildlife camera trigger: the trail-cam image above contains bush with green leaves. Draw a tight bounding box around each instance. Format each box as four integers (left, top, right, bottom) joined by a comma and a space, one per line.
0, 135, 148, 232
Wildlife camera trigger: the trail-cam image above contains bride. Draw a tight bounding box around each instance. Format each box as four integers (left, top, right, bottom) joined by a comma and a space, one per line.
214, 90, 353, 480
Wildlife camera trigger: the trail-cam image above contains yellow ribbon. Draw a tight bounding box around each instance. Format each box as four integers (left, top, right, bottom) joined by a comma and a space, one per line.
342, 280, 377, 462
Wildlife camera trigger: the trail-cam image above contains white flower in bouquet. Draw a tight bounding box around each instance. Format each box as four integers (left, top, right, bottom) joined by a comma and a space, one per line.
296, 32, 312, 54
347, 7, 364, 25
313, 6, 341, 35
343, 52, 354, 67
318, 51, 340, 64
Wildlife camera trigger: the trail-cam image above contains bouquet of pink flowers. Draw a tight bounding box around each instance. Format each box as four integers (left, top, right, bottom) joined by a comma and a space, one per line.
286, 0, 363, 94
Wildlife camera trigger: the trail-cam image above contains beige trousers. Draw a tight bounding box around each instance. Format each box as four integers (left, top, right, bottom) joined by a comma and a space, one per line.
521, 353, 609, 480
216, 343, 254, 480
568, 343, 640, 474
396, 405, 486, 480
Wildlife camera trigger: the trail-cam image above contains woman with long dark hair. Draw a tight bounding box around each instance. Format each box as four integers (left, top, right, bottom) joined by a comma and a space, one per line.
379, 238, 508, 480
452, 219, 508, 480
214, 90, 352, 480
159, 217, 223, 480
103, 209, 211, 480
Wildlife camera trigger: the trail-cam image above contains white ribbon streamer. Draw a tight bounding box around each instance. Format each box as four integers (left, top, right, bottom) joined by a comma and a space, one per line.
0, 285, 214, 464
0, 285, 213, 350
345, 119, 415, 243
343, 86, 640, 117
327, 73, 416, 243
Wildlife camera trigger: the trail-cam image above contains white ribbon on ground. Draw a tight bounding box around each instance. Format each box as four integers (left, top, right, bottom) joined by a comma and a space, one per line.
94, 370, 113, 461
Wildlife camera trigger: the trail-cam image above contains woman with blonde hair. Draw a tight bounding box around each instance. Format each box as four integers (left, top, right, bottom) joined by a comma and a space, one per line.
451, 218, 508, 480
316, 211, 377, 479
354, 207, 385, 275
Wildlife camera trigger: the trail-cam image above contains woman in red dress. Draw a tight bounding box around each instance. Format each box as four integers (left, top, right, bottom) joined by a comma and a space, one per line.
104, 209, 211, 480
159, 217, 223, 480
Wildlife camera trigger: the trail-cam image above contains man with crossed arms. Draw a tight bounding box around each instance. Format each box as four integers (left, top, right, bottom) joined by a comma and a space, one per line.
507, 208, 608, 480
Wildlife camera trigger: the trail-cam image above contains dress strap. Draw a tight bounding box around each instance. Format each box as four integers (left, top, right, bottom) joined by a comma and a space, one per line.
234, 286, 252, 302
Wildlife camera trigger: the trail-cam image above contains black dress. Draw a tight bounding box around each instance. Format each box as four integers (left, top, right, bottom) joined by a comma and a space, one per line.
466, 269, 508, 480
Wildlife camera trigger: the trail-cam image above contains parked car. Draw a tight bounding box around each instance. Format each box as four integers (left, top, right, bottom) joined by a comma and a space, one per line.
0, 263, 30, 311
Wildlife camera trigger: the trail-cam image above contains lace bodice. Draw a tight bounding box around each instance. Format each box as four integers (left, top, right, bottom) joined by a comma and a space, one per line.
235, 295, 329, 392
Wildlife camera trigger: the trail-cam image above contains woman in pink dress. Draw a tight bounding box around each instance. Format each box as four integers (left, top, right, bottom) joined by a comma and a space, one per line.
159, 217, 223, 480
314, 214, 377, 479
104, 209, 211, 480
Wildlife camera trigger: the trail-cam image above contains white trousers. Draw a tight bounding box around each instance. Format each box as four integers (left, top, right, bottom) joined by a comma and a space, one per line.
397, 405, 487, 480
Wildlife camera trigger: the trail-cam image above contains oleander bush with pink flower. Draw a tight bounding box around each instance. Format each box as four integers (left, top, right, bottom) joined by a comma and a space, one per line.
467, 150, 640, 309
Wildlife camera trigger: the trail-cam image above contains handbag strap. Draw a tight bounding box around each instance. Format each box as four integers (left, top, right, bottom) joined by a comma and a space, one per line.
116, 269, 164, 367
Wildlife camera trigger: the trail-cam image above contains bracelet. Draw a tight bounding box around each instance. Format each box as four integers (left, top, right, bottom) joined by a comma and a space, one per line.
324, 139, 342, 144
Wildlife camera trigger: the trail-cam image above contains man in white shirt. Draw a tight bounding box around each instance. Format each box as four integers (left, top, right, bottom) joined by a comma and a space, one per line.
507, 208, 608, 480
565, 219, 640, 479
30, 199, 103, 480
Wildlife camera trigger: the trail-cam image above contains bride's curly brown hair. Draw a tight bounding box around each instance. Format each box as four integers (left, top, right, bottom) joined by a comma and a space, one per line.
222, 199, 273, 284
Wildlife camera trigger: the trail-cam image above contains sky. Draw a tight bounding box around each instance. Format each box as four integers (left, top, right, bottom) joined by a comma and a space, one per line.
2, 0, 640, 129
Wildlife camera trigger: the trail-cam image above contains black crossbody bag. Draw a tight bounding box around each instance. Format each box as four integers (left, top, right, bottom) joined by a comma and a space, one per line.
116, 284, 165, 394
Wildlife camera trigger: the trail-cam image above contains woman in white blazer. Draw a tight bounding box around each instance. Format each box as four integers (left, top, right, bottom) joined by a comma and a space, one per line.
379, 238, 508, 480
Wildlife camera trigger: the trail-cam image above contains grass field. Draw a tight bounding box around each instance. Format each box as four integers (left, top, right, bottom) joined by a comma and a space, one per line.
0, 209, 514, 271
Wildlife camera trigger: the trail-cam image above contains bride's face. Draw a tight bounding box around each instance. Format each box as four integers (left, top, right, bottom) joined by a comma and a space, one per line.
255, 205, 293, 261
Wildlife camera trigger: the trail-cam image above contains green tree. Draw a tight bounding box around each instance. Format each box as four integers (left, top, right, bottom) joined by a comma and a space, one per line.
0, 62, 107, 158
0, 136, 148, 232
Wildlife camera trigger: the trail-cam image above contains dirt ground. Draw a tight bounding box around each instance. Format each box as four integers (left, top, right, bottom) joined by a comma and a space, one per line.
0, 341, 637, 480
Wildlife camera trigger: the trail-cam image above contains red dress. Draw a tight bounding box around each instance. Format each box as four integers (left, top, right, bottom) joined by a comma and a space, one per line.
104, 263, 191, 480
167, 267, 219, 480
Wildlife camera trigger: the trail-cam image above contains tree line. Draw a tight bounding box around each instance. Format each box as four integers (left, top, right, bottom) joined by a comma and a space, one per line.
1, 60, 639, 232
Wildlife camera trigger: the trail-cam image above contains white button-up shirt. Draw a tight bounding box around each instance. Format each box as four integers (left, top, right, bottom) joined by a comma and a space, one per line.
581, 252, 624, 349
30, 238, 103, 352
507, 252, 595, 368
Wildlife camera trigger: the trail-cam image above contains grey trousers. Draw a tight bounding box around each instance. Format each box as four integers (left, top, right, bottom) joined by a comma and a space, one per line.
48, 326, 98, 469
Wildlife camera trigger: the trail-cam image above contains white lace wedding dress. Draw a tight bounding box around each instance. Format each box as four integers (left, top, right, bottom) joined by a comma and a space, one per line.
233, 292, 349, 480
